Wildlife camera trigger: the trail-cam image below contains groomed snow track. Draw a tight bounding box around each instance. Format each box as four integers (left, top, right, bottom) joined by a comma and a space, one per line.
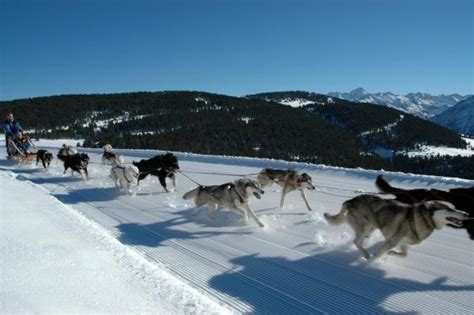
1, 143, 473, 314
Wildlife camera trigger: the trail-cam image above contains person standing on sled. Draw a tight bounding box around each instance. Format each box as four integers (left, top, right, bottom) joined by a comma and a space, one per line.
3, 112, 24, 156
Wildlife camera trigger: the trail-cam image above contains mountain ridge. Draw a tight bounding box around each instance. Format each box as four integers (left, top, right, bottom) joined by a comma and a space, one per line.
1, 90, 471, 178
327, 88, 470, 118
432, 96, 474, 136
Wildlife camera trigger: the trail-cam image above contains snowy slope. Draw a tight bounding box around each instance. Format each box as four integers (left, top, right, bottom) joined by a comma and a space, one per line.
328, 88, 470, 118
432, 96, 474, 136
0, 171, 232, 314
405, 137, 474, 158
1, 140, 473, 314
276, 98, 317, 107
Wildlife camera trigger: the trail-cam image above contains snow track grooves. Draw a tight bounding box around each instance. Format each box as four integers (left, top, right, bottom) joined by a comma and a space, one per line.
34, 173, 473, 314
105, 190, 474, 313
4, 146, 474, 314
51, 183, 323, 314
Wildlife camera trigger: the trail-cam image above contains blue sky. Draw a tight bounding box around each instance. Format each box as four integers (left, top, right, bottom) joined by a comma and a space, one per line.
1, 0, 472, 100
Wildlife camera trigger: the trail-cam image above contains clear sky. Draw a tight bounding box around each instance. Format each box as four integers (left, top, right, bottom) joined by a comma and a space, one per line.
1, 0, 472, 101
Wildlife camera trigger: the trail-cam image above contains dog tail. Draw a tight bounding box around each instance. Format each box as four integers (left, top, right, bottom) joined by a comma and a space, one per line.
375, 175, 401, 194
324, 203, 349, 225
183, 187, 201, 200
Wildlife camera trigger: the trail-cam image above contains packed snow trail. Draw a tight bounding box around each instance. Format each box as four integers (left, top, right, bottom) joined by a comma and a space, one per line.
1, 140, 473, 314
0, 171, 231, 314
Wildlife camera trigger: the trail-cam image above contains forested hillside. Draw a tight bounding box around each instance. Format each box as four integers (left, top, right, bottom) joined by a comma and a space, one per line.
1, 91, 472, 178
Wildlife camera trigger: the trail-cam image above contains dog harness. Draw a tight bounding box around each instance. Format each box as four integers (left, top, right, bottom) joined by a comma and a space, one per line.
112, 165, 134, 183
407, 210, 423, 244
232, 184, 246, 204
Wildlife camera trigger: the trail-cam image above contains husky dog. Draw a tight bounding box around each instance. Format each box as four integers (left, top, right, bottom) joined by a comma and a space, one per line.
36, 149, 53, 169
57, 144, 78, 162
61, 153, 90, 180
183, 178, 265, 227
324, 194, 468, 261
102, 144, 123, 165
111, 164, 140, 194
257, 168, 315, 211
133, 153, 179, 192
376, 175, 474, 240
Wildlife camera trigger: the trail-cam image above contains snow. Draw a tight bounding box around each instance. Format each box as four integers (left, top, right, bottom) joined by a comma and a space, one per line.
0, 171, 230, 314
195, 97, 209, 104
0, 134, 83, 147
81, 112, 151, 129
130, 131, 157, 136
432, 96, 474, 135
1, 139, 473, 314
404, 137, 474, 158
328, 88, 470, 118
277, 98, 315, 107
359, 115, 404, 137
240, 117, 254, 124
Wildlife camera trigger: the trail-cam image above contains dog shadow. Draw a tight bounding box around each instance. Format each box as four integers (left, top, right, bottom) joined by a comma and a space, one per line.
52, 187, 121, 204
208, 247, 474, 314
116, 209, 250, 247
134, 191, 168, 197
183, 205, 266, 228
29, 176, 84, 185
0, 165, 42, 175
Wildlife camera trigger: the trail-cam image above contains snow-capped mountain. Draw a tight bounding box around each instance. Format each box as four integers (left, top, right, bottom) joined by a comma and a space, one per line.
328, 88, 470, 118
432, 96, 474, 136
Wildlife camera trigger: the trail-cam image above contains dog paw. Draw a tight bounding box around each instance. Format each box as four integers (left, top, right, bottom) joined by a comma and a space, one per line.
388, 250, 406, 257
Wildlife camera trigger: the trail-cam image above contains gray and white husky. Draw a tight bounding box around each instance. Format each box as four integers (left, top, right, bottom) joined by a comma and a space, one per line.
324, 194, 468, 261
257, 168, 315, 211
110, 157, 139, 194
183, 178, 265, 227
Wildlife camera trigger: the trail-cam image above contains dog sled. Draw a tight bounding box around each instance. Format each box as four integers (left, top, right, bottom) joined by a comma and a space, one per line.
6, 134, 38, 162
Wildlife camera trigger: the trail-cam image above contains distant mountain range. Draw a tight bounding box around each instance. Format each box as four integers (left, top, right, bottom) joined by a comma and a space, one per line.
327, 88, 470, 119
432, 96, 474, 136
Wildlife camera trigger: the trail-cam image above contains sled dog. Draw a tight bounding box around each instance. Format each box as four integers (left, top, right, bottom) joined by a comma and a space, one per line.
102, 144, 124, 165
111, 164, 140, 194
324, 194, 468, 261
257, 168, 315, 211
133, 153, 179, 192
376, 175, 474, 240
183, 178, 265, 227
36, 149, 53, 169
57, 144, 78, 162
61, 153, 90, 180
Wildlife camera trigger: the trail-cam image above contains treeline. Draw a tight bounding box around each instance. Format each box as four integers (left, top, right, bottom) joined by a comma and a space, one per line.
393, 154, 474, 179
1, 91, 472, 179
249, 91, 466, 150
